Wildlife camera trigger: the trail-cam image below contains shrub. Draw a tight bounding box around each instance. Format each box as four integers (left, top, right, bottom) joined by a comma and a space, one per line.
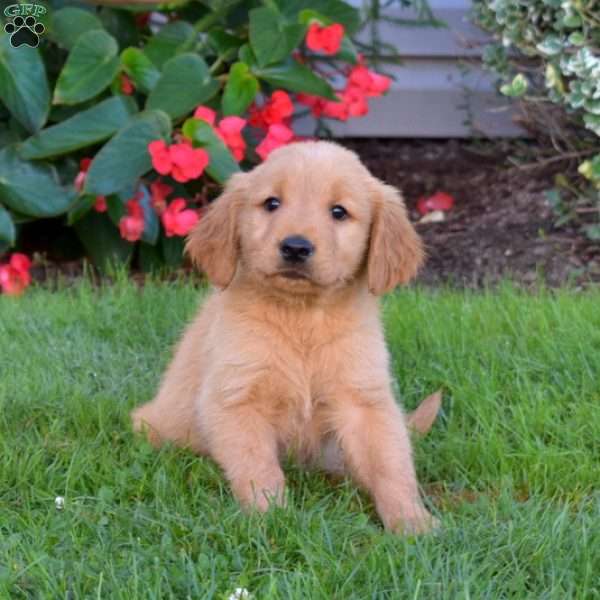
473, 0, 600, 241
0, 0, 392, 270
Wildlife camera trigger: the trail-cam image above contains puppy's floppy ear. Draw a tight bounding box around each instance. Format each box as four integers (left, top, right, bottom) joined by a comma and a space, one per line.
367, 179, 424, 295
185, 172, 245, 288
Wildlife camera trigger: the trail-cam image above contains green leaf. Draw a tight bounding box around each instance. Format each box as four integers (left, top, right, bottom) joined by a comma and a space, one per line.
74, 211, 133, 270
249, 7, 306, 68
120, 47, 161, 94
0, 147, 75, 217
0, 37, 50, 132
99, 8, 139, 50
500, 73, 528, 97
85, 110, 171, 196
536, 35, 564, 56
568, 32, 585, 46
53, 30, 120, 105
583, 224, 600, 241
105, 194, 126, 226
182, 118, 239, 184
578, 155, 600, 180
67, 195, 96, 225
146, 53, 219, 120
208, 29, 244, 54
335, 36, 358, 64
20, 96, 137, 160
0, 205, 16, 246
562, 13, 582, 28
254, 59, 336, 99
279, 0, 360, 35
222, 62, 259, 116
50, 7, 103, 50
238, 44, 257, 68
144, 22, 196, 69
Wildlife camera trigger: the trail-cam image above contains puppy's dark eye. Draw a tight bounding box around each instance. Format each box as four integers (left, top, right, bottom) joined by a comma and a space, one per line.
263, 197, 281, 212
331, 205, 348, 221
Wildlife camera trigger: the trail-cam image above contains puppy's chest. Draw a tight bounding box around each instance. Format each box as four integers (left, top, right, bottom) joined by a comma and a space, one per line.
264, 325, 353, 440
234, 305, 376, 440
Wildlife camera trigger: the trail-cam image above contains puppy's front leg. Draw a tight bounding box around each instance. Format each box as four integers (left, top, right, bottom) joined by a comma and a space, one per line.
331, 395, 437, 534
205, 405, 285, 512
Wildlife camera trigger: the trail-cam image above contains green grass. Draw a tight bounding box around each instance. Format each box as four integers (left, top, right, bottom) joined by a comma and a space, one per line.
1, 278, 599, 599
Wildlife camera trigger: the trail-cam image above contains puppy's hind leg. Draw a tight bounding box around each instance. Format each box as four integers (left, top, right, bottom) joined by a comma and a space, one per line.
131, 318, 207, 454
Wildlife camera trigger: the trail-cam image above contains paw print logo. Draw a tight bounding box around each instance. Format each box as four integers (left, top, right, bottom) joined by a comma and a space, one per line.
4, 15, 45, 48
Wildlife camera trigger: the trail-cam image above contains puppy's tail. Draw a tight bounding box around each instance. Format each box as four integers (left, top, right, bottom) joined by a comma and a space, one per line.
407, 390, 442, 436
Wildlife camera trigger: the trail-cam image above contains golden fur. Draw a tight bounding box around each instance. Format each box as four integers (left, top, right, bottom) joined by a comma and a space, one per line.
132, 141, 438, 534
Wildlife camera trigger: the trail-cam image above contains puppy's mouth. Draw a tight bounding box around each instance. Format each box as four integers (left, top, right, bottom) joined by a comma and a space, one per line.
276, 269, 310, 280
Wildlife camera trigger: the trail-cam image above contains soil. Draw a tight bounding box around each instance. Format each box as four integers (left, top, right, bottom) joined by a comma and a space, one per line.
17, 138, 600, 289
343, 138, 600, 288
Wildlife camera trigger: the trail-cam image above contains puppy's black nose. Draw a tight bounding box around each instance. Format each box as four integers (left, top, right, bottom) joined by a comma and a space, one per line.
280, 236, 315, 263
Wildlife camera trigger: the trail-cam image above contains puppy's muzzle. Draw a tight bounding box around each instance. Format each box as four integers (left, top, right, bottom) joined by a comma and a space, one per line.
279, 236, 315, 264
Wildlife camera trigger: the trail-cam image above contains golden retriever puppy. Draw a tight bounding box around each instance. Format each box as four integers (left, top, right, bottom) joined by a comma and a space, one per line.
132, 141, 438, 534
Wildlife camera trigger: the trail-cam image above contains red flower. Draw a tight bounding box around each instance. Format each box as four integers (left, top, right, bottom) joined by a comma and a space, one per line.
256, 124, 295, 161
119, 199, 145, 242
216, 116, 247, 162
194, 107, 247, 162
348, 65, 391, 97
343, 87, 369, 117
322, 97, 350, 121
297, 65, 390, 124
94, 196, 107, 213
306, 22, 344, 55
74, 157, 92, 192
416, 192, 455, 216
249, 91, 294, 130
0, 253, 32, 296
120, 73, 135, 95
162, 198, 199, 237
262, 91, 294, 126
148, 140, 172, 175
248, 103, 266, 129
150, 181, 173, 215
148, 140, 210, 183
169, 143, 209, 183
193, 105, 217, 126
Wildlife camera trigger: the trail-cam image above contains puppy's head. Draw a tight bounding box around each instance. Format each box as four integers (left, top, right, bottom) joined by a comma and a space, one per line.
186, 141, 423, 295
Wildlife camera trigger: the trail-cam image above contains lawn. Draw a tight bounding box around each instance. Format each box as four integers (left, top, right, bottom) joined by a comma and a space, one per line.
1, 278, 599, 599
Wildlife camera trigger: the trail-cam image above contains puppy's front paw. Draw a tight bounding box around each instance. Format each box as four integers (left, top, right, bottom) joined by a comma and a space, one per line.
393, 508, 440, 536
232, 471, 287, 513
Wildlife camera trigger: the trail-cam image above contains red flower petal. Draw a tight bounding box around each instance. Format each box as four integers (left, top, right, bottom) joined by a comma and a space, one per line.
194, 105, 217, 126
1, 253, 32, 296
10, 253, 31, 274
94, 196, 107, 213
150, 180, 173, 215
306, 22, 344, 55
416, 192, 455, 215
217, 116, 247, 162
169, 144, 209, 182
162, 198, 199, 237
148, 140, 172, 175
120, 73, 135, 95
256, 124, 295, 161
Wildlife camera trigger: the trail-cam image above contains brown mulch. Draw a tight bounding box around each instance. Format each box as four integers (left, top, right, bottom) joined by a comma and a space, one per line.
344, 138, 600, 288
